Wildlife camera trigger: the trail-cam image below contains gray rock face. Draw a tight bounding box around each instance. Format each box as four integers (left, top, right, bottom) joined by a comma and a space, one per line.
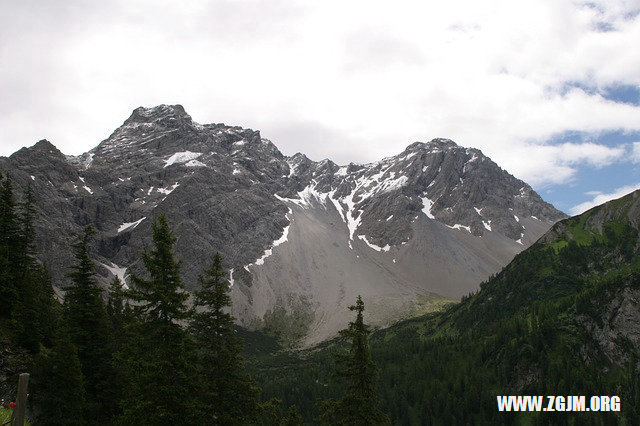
0, 104, 566, 344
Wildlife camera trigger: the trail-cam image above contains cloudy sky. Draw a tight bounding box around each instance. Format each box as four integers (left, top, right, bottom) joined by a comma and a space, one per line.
1, 0, 640, 214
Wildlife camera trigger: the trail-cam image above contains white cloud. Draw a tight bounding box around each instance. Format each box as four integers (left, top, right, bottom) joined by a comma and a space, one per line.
632, 141, 640, 162
498, 141, 627, 186
1, 0, 640, 188
570, 183, 640, 215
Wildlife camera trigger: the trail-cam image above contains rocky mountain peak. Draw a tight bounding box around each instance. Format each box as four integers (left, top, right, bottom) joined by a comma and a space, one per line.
0, 104, 568, 345
125, 104, 192, 126
11, 139, 63, 160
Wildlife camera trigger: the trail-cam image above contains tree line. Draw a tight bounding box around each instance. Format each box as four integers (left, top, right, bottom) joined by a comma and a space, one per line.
0, 172, 389, 425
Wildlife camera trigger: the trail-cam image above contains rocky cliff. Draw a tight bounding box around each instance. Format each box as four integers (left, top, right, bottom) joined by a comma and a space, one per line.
0, 104, 566, 345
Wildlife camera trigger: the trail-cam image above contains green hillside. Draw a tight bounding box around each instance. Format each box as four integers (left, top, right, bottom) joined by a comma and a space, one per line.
248, 190, 640, 424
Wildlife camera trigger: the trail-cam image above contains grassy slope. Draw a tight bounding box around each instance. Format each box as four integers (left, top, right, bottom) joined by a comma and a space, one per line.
0, 407, 30, 425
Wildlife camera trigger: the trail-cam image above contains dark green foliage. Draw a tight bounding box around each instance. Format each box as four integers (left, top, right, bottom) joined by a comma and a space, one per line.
0, 174, 19, 316
31, 311, 85, 426
10, 188, 57, 354
106, 276, 128, 340
128, 214, 189, 324
11, 265, 57, 354
281, 404, 304, 425
0, 177, 86, 424
321, 296, 389, 425
189, 252, 260, 424
119, 214, 197, 425
64, 226, 118, 422
16, 184, 37, 269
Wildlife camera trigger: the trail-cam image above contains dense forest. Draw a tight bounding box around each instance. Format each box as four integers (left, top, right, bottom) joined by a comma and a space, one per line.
0, 172, 386, 425
2, 171, 640, 425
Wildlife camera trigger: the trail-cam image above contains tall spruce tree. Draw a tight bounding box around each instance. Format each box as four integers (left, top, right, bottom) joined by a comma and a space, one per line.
120, 214, 197, 425
106, 275, 136, 355
321, 296, 389, 425
189, 252, 260, 424
11, 184, 57, 354
0, 174, 19, 316
31, 305, 86, 426
16, 184, 37, 272
64, 226, 117, 422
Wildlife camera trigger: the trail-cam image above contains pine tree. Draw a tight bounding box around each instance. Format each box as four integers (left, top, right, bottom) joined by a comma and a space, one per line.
128, 214, 189, 325
120, 214, 197, 424
189, 252, 260, 424
16, 184, 37, 272
0, 174, 19, 316
11, 185, 57, 354
281, 405, 304, 426
106, 276, 126, 333
321, 296, 389, 425
31, 306, 85, 426
64, 226, 117, 422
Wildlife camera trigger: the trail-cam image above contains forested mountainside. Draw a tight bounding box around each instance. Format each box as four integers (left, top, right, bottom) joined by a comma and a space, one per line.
247, 190, 640, 425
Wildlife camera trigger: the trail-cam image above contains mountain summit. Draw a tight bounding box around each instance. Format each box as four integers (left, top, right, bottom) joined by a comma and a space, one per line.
0, 105, 566, 345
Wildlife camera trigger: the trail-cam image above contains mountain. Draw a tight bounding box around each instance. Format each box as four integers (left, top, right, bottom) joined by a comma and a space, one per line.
249, 190, 640, 424
0, 104, 565, 345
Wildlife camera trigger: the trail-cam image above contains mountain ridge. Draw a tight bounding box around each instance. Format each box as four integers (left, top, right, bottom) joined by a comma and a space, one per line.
0, 104, 566, 344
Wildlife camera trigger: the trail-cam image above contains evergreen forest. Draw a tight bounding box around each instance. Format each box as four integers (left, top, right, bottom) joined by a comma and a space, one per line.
1, 172, 640, 425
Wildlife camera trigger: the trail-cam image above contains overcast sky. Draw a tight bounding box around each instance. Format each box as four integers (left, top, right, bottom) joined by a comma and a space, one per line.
1, 0, 640, 214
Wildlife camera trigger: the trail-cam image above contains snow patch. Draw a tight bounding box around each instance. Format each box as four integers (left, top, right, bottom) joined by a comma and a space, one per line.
421, 197, 436, 219
342, 189, 363, 249
103, 262, 129, 289
185, 159, 206, 167
276, 185, 328, 209
516, 233, 524, 245
118, 217, 146, 233
30, 175, 35, 181
251, 208, 292, 266
403, 152, 417, 160
286, 159, 298, 178
474, 207, 483, 216
79, 176, 93, 193
229, 268, 234, 287
483, 220, 492, 231
386, 215, 393, 221
377, 175, 408, 194
164, 151, 202, 168
336, 166, 348, 176
446, 224, 472, 233
357, 235, 390, 252
514, 214, 520, 222
157, 183, 179, 195
83, 153, 95, 170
